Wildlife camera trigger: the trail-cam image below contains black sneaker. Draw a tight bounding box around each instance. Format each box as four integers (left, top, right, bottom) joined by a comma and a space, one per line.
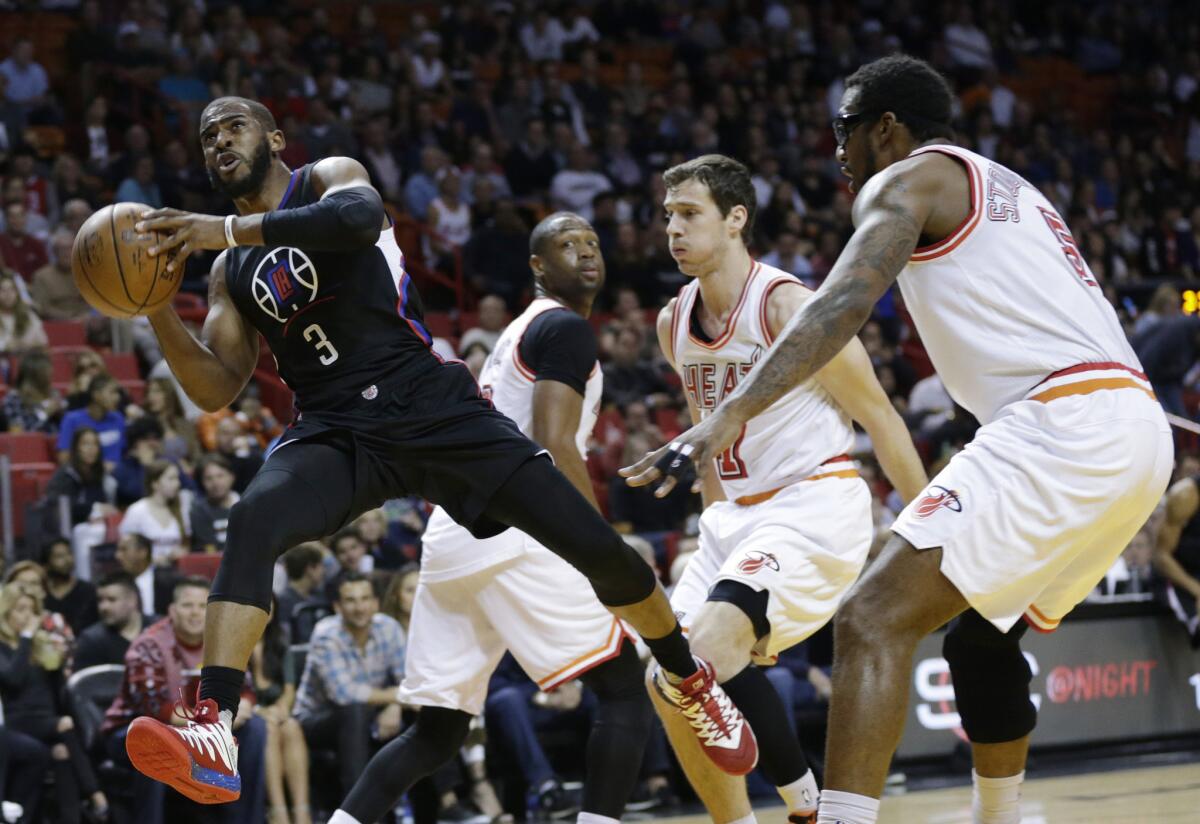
625, 781, 680, 812
438, 802, 490, 824
536, 780, 581, 821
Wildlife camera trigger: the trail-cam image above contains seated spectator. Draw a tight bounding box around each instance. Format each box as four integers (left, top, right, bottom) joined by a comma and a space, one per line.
73, 571, 149, 670
425, 168, 472, 268
276, 544, 328, 645
191, 454, 239, 554
40, 538, 97, 637
550, 146, 613, 221
48, 427, 118, 580
404, 145, 446, 219
0, 205, 47, 282
293, 571, 404, 798
460, 293, 509, 354
199, 416, 264, 493
29, 231, 90, 321
113, 415, 167, 506
251, 598, 310, 824
0, 39, 49, 112
601, 326, 672, 409
100, 577, 266, 824
0, 583, 109, 823
119, 461, 193, 567
5, 561, 75, 657
50, 157, 102, 213
57, 374, 124, 466
0, 719, 50, 824
62, 350, 106, 411
114, 533, 175, 618
2, 350, 62, 433
329, 526, 374, 583
353, 508, 405, 570
483, 654, 585, 817
143, 378, 201, 466
0, 272, 46, 355
1131, 314, 1200, 418
379, 563, 419, 642
113, 155, 164, 209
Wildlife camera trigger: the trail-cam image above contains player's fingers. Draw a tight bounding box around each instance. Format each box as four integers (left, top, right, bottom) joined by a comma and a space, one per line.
139, 208, 182, 220
166, 245, 192, 272
654, 474, 679, 498
618, 448, 664, 484
137, 216, 187, 235
148, 229, 188, 257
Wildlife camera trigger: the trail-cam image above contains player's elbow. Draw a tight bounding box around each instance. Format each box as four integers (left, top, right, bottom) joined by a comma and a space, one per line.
334, 188, 386, 247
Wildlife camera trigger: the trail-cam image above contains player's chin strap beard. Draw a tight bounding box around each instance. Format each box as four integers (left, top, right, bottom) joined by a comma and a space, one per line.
653, 441, 695, 484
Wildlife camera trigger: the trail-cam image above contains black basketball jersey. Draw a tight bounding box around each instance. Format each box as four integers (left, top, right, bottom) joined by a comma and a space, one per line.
1176, 475, 1200, 576
224, 164, 440, 413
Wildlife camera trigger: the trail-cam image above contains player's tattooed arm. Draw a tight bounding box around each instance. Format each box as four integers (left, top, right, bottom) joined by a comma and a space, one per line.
721, 171, 927, 424
623, 163, 935, 493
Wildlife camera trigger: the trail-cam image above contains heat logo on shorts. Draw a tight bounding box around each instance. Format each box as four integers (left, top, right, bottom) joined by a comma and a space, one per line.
737, 551, 780, 575
914, 485, 963, 519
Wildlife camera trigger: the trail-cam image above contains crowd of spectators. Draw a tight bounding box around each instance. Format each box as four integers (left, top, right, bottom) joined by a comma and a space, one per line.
0, 0, 1198, 822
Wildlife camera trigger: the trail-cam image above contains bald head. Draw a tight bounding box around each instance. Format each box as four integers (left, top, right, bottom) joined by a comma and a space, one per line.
200, 97, 278, 137
529, 212, 593, 256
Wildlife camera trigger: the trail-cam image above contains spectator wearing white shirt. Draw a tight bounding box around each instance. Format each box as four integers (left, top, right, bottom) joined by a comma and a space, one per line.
410, 31, 448, 93
944, 7, 993, 72
550, 146, 612, 221
520, 10, 568, 62
118, 461, 193, 568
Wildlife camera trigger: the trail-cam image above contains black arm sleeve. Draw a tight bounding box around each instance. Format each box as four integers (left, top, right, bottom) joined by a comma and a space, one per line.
517, 309, 597, 397
260, 186, 385, 251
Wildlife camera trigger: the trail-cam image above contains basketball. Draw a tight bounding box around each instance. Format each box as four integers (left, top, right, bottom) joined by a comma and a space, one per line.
71, 202, 181, 318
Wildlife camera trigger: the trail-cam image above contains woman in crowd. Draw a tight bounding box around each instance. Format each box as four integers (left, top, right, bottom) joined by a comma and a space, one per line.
46, 427, 118, 581
380, 563, 420, 642
117, 461, 192, 567
63, 350, 106, 411
0, 583, 108, 823
1, 351, 62, 433
251, 597, 311, 824
142, 377, 200, 467
0, 273, 47, 356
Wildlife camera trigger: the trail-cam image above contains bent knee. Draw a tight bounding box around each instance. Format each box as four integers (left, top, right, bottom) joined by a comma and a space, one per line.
689, 603, 755, 680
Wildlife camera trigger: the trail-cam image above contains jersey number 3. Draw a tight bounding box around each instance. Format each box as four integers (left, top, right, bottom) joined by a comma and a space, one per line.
715, 424, 749, 480
303, 323, 340, 365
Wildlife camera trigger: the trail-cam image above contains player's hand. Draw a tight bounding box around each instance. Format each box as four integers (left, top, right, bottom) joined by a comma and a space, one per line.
137, 208, 229, 274
376, 702, 402, 741
619, 408, 744, 498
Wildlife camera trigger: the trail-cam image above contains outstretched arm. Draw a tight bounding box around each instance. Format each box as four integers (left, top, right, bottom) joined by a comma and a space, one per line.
1154, 479, 1200, 599
623, 164, 934, 494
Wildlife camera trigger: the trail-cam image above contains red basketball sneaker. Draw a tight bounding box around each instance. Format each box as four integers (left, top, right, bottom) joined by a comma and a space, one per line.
653, 657, 758, 776
125, 697, 240, 804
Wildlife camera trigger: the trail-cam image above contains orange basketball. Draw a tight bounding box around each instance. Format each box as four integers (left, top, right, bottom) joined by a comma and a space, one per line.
71, 202, 181, 318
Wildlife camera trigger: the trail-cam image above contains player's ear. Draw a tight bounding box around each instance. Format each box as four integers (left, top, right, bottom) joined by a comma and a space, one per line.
727, 204, 747, 237
268, 129, 286, 154
529, 254, 544, 279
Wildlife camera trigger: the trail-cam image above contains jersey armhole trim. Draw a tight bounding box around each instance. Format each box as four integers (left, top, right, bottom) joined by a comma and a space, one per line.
909, 148, 983, 263
759, 277, 801, 346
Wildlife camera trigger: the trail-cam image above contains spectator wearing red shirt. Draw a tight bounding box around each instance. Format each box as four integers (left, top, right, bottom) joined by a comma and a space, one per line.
101, 577, 266, 824
0, 202, 47, 281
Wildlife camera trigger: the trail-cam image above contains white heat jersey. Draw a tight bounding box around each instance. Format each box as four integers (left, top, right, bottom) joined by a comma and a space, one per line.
898, 145, 1140, 424
671, 261, 855, 502
420, 298, 601, 582
480, 297, 602, 459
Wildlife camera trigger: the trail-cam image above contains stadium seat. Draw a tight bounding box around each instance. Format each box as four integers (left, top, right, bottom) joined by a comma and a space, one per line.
42, 320, 87, 347
0, 432, 54, 463
102, 352, 140, 382
66, 664, 125, 753
176, 552, 222, 580
423, 311, 454, 339
7, 462, 57, 539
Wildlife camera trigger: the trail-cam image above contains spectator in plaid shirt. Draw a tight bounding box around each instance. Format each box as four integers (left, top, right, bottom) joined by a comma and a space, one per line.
293, 571, 405, 798
100, 576, 267, 824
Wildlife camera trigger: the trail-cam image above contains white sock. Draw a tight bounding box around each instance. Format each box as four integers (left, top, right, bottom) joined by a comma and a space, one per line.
725, 816, 757, 824
972, 770, 1023, 824
328, 812, 363, 824
576, 814, 620, 824
778, 769, 820, 812
817, 789, 880, 824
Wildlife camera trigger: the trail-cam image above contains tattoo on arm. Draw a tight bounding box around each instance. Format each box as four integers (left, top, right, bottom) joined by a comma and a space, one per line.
725, 176, 923, 421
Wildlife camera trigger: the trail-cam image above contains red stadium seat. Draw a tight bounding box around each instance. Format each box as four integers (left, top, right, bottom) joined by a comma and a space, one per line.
177, 553, 222, 581
423, 312, 454, 339
0, 433, 54, 463
102, 353, 140, 382
42, 321, 87, 347
7, 462, 57, 539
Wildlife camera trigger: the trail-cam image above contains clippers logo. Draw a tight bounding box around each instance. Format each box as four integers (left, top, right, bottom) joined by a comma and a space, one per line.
914, 485, 963, 519
251, 247, 319, 323
737, 551, 780, 575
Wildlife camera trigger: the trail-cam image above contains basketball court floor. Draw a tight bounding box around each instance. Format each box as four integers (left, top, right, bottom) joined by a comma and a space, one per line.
651, 762, 1200, 823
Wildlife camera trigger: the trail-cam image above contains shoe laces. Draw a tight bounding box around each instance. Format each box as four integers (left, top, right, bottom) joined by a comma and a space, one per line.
172, 685, 220, 725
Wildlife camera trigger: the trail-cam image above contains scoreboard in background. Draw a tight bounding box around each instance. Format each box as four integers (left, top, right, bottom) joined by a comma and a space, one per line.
897, 614, 1200, 759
